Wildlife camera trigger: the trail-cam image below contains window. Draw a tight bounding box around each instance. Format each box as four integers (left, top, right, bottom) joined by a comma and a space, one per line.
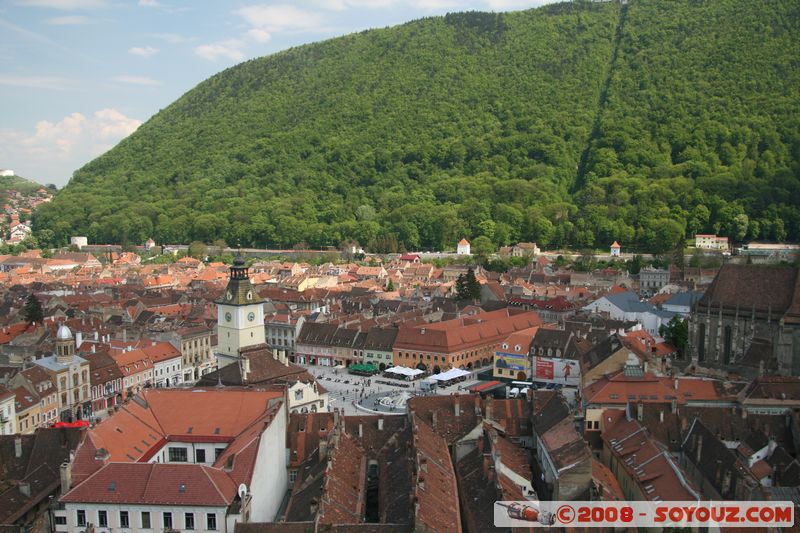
185, 513, 195, 530
207, 514, 217, 531
289, 469, 298, 483
168, 447, 188, 462
76, 510, 86, 527
98, 510, 108, 527
163, 512, 172, 529
141, 512, 151, 529
196, 448, 206, 463
215, 448, 224, 459
55, 516, 67, 526
120, 511, 129, 528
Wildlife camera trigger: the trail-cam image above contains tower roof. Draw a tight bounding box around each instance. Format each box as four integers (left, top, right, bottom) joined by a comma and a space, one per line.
56, 324, 73, 341
217, 255, 263, 306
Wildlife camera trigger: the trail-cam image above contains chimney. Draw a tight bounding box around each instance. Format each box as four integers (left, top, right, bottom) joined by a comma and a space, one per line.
319, 435, 329, 459
454, 399, 460, 417
310, 498, 318, 516
674, 379, 678, 390
378, 418, 384, 431
94, 331, 99, 341
91, 344, 96, 353
637, 403, 643, 422
60, 462, 72, 496
671, 398, 677, 414
76, 331, 83, 349
19, 482, 30, 497
742, 409, 748, 420
431, 411, 438, 429
358, 423, 363, 438
14, 437, 22, 458
659, 411, 664, 423
485, 398, 493, 422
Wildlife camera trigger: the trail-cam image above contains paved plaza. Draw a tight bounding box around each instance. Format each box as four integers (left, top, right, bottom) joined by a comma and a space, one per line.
302, 363, 489, 415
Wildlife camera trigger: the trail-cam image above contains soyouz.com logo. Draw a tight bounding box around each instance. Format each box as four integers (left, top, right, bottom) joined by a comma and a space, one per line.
494, 501, 795, 528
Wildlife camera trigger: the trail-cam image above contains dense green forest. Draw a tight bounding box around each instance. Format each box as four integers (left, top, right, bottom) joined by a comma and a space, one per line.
34, 0, 800, 253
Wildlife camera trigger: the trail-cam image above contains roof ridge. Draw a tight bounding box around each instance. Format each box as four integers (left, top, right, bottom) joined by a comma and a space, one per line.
200, 465, 230, 504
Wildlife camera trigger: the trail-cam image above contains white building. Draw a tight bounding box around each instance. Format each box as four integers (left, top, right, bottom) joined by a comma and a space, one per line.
695, 234, 729, 250
583, 291, 676, 335
610, 241, 621, 257
0, 386, 17, 435
457, 238, 471, 255
56, 388, 288, 533
70, 236, 88, 249
0, 169, 14, 177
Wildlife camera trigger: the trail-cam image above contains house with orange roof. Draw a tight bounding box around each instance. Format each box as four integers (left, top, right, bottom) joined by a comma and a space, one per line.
393, 308, 542, 373
113, 347, 154, 396
56, 388, 288, 532
142, 341, 183, 387
457, 238, 470, 255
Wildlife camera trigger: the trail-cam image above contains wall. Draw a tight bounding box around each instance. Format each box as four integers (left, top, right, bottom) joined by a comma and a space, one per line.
249, 404, 288, 522
59, 503, 229, 533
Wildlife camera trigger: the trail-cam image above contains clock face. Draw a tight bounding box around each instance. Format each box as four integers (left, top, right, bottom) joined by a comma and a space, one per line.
226, 290, 233, 301
225, 312, 232, 322
248, 312, 255, 322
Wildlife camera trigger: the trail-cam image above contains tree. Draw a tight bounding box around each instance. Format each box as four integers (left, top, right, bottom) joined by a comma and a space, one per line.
660, 316, 688, 358
23, 294, 44, 325
386, 279, 395, 291
472, 235, 495, 256
456, 267, 482, 301
188, 241, 208, 260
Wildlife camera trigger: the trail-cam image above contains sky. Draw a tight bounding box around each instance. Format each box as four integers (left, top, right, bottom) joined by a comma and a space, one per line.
0, 0, 554, 187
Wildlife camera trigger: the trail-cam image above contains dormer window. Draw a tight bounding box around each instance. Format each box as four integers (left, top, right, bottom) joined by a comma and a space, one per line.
247, 291, 253, 300
502, 343, 508, 349
514, 345, 521, 352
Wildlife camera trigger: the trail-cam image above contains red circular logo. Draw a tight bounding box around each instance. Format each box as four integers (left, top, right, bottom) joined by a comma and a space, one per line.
557, 505, 575, 524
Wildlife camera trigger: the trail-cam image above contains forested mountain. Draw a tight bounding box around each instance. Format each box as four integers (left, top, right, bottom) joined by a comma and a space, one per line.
34, 0, 800, 253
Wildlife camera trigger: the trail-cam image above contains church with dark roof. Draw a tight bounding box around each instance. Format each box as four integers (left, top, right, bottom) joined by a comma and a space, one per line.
683, 264, 800, 378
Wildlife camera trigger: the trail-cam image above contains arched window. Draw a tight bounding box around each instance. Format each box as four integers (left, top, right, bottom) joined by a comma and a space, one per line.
698, 323, 706, 361
723, 325, 732, 364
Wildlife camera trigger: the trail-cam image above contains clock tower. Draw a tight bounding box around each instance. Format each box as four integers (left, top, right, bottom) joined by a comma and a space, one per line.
216, 253, 265, 366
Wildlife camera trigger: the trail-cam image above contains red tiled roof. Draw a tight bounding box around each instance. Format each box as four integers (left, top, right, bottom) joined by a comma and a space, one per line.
61, 463, 237, 506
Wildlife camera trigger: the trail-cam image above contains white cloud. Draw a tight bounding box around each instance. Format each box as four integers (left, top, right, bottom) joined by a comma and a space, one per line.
112, 75, 161, 86
235, 4, 327, 33
128, 45, 159, 57
245, 28, 271, 43
138, 0, 160, 5
0, 108, 142, 185
0, 75, 74, 90
44, 15, 88, 24
92, 108, 142, 140
194, 39, 245, 61
14, 0, 106, 9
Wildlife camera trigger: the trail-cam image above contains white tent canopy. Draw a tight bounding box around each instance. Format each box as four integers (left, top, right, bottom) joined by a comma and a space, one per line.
385, 366, 424, 377
429, 368, 471, 381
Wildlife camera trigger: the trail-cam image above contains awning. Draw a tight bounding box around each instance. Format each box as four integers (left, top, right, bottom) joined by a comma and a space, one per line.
429, 368, 471, 381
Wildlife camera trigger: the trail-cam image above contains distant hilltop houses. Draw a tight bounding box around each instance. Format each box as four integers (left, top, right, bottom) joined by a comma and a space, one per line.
0, 169, 14, 177
1, 183, 52, 245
